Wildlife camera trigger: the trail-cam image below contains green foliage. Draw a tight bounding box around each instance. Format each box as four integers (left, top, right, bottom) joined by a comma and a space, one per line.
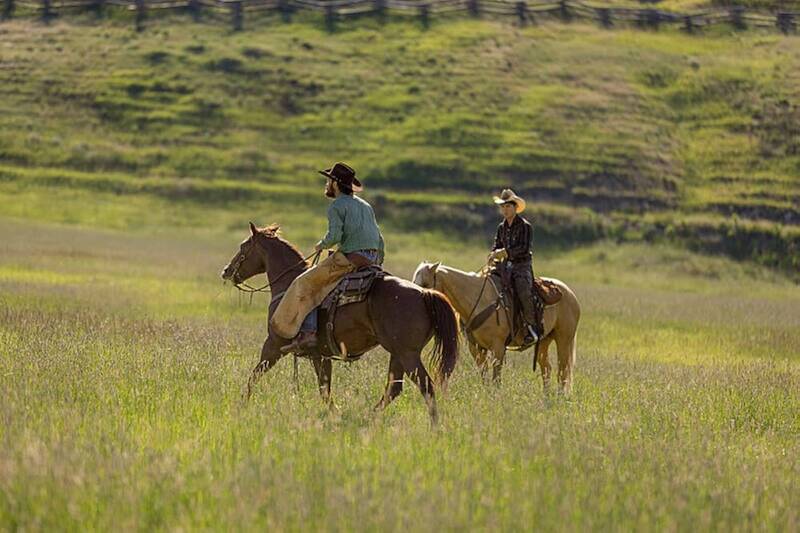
0, 18, 798, 271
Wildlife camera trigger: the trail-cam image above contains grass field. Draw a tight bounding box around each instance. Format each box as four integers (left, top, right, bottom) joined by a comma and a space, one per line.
2, 208, 799, 530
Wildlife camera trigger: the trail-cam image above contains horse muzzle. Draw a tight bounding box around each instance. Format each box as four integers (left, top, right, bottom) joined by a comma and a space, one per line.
220, 265, 237, 282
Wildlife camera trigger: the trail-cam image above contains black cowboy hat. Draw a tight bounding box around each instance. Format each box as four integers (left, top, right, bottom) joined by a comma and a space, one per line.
319, 162, 363, 192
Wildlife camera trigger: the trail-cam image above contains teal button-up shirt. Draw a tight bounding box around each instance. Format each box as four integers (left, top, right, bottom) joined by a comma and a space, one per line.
318, 195, 385, 262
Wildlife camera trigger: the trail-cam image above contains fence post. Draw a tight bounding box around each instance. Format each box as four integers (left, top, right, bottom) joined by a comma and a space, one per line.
278, 0, 291, 22
325, 3, 335, 31
2, 0, 14, 20
134, 0, 146, 31
515, 1, 527, 24
373, 0, 385, 23
231, 0, 243, 31
419, 3, 429, 28
651, 9, 660, 29
597, 7, 611, 27
90, 0, 105, 18
683, 14, 694, 33
730, 6, 745, 30
467, 0, 479, 17
558, 0, 570, 21
638, 8, 659, 29
776, 12, 795, 33
41, 0, 53, 22
187, 0, 201, 21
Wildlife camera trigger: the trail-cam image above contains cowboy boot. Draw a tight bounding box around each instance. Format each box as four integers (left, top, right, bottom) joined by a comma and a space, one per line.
524, 323, 539, 345
280, 331, 318, 354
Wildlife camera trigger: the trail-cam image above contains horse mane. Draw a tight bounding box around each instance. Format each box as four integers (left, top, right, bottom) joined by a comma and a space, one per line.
434, 263, 482, 278
256, 224, 306, 263
260, 223, 281, 236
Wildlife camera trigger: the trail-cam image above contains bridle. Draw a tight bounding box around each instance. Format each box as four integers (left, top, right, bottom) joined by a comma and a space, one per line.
227, 233, 322, 388
430, 261, 493, 327
228, 235, 320, 294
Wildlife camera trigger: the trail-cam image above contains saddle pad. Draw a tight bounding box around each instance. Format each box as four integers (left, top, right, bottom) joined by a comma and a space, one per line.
322, 266, 385, 308
318, 266, 385, 360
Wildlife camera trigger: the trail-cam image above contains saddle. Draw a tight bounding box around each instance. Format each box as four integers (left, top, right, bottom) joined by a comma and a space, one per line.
317, 265, 385, 359
484, 268, 563, 349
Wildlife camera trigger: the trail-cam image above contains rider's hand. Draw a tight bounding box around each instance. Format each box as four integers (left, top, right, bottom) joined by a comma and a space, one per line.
489, 248, 507, 262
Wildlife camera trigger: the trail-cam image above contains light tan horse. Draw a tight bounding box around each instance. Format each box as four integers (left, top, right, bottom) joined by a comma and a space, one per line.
413, 262, 581, 393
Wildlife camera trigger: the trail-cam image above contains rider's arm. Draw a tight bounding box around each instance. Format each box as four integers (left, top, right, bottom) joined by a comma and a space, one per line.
318, 202, 345, 250
492, 224, 503, 251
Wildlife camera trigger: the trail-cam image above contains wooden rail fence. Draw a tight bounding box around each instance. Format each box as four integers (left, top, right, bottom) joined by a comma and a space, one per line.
1, 0, 797, 34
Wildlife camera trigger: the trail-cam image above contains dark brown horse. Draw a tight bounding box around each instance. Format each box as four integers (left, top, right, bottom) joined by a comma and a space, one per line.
221, 223, 459, 423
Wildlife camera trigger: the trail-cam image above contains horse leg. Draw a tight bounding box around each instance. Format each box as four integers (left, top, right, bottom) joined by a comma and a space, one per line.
490, 340, 507, 384
469, 340, 490, 382
374, 354, 405, 411
244, 337, 285, 403
400, 353, 438, 425
537, 336, 554, 395
556, 331, 577, 395
310, 355, 333, 405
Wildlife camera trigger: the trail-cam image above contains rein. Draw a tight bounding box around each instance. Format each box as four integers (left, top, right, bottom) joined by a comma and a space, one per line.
464, 263, 492, 327
230, 238, 321, 295
432, 260, 496, 331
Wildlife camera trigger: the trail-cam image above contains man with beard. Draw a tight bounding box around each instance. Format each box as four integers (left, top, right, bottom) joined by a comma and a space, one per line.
272, 162, 385, 354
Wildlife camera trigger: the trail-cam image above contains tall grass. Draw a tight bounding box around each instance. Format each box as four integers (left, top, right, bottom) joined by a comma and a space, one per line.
1, 217, 798, 530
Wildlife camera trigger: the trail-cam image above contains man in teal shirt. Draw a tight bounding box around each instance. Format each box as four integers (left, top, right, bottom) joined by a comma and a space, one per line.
279, 162, 385, 354
315, 162, 385, 266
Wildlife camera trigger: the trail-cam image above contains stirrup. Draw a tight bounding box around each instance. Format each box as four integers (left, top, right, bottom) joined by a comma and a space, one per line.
525, 325, 540, 344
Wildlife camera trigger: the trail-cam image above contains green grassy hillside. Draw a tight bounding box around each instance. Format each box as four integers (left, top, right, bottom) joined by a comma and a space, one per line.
1, 17, 798, 272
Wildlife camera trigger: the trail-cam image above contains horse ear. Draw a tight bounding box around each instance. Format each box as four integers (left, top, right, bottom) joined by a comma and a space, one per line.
432, 262, 441, 271
249, 222, 258, 236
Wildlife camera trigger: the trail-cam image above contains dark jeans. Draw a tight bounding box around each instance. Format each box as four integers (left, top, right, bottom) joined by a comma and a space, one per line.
509, 263, 536, 326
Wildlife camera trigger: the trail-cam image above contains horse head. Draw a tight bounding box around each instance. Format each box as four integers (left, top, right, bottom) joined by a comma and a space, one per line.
412, 261, 441, 289
220, 222, 270, 284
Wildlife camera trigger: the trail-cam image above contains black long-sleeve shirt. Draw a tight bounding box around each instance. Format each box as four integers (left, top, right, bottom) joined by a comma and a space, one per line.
493, 215, 533, 265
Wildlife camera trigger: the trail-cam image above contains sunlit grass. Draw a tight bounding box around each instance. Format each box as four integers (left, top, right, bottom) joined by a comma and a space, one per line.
1, 217, 799, 529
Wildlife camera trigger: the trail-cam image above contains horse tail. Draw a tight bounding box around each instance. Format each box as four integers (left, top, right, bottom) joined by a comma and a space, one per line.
422, 289, 459, 384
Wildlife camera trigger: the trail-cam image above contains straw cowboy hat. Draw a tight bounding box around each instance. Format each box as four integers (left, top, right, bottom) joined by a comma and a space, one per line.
319, 162, 363, 192
493, 188, 526, 214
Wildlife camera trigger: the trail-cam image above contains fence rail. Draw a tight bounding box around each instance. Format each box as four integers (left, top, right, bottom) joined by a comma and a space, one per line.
2, 0, 798, 33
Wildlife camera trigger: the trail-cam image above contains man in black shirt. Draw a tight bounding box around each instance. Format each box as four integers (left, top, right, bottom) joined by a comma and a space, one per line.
489, 189, 539, 344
